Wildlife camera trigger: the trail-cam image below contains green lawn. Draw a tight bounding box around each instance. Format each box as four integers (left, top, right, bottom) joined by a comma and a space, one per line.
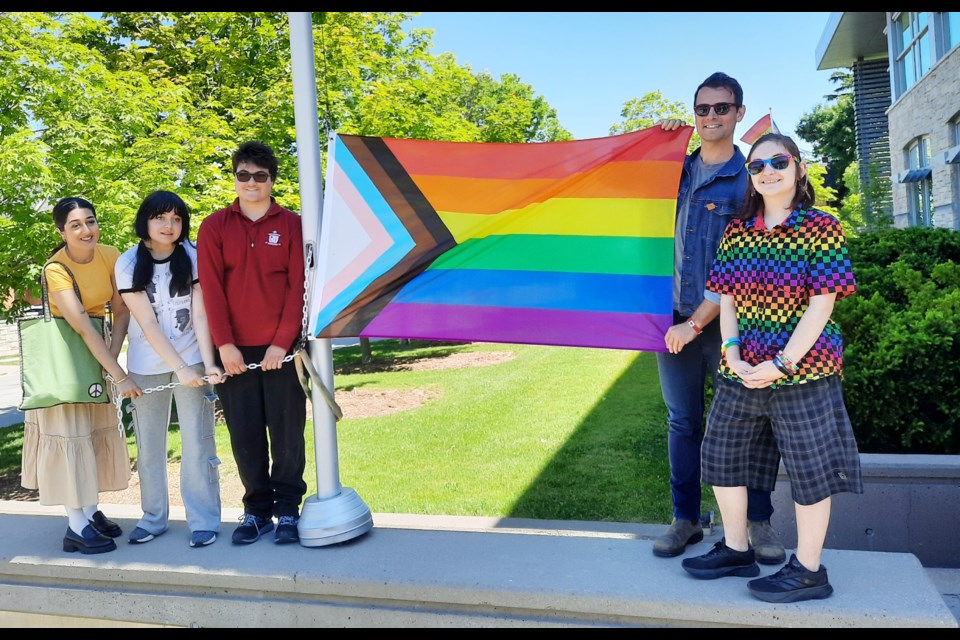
1, 340, 718, 525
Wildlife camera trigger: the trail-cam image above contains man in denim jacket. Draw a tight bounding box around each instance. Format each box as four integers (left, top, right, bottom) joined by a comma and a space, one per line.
653, 72, 784, 563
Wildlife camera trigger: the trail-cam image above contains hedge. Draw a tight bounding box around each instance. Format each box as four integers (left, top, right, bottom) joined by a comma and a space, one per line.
835, 227, 960, 454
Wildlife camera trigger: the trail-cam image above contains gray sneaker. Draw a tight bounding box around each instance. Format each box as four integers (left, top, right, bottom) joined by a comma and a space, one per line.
747, 520, 786, 565
652, 518, 703, 557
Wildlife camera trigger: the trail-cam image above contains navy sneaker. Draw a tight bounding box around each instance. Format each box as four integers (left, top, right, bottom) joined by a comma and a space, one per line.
681, 538, 761, 579
189, 530, 217, 548
275, 515, 300, 545
748, 554, 834, 603
232, 513, 274, 545
128, 526, 161, 544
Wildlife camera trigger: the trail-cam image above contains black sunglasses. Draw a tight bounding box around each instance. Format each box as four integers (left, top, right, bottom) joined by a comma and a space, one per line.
235, 170, 271, 183
693, 102, 738, 117
745, 153, 798, 176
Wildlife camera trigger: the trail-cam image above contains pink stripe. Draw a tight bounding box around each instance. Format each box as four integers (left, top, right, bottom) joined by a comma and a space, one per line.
360, 302, 670, 352
321, 165, 395, 303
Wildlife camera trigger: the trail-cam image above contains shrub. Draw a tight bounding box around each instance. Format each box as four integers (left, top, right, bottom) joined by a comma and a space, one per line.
835, 228, 960, 454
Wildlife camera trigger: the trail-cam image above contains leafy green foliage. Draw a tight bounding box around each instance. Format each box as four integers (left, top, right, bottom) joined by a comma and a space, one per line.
609, 90, 699, 152
795, 70, 855, 207
836, 228, 960, 453
0, 12, 570, 321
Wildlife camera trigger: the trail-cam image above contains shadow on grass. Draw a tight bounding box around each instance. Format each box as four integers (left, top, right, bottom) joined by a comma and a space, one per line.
333, 340, 474, 375
504, 351, 676, 524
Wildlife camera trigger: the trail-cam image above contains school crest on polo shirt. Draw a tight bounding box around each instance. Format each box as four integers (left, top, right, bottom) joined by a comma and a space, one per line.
266, 230, 281, 246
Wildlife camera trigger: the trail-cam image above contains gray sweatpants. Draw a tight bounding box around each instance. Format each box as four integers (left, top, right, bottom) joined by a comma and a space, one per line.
129, 364, 222, 535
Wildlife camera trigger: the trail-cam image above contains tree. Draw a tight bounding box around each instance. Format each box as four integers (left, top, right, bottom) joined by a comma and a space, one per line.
609, 90, 698, 152
795, 70, 855, 208
1, 12, 198, 319
1, 11, 570, 323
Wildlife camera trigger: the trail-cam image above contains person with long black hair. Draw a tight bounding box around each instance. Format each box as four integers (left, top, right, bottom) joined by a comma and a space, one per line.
21, 196, 140, 554
116, 190, 224, 548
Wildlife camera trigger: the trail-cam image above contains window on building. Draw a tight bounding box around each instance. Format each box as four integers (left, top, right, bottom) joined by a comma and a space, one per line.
903, 137, 933, 227
893, 13, 960, 98
949, 115, 960, 162
949, 115, 960, 227
945, 12, 960, 51
893, 12, 931, 95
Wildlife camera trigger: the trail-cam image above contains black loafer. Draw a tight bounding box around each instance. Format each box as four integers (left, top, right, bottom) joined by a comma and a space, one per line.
63, 525, 117, 554
89, 510, 122, 538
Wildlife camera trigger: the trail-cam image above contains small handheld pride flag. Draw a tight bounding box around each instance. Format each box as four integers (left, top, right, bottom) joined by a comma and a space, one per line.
740, 113, 780, 146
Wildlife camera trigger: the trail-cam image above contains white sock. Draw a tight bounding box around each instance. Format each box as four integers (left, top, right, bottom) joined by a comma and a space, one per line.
81, 505, 98, 520
65, 507, 89, 535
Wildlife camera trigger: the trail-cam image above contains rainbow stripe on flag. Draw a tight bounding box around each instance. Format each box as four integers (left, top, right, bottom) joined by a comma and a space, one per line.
309, 126, 693, 352
740, 113, 780, 146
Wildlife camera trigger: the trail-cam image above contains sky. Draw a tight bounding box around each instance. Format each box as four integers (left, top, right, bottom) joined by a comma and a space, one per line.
406, 12, 841, 158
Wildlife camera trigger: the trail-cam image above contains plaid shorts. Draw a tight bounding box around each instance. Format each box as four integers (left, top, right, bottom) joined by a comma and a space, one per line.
702, 375, 863, 505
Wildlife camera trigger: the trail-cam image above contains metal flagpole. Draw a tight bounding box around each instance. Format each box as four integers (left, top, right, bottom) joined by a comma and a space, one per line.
288, 11, 372, 547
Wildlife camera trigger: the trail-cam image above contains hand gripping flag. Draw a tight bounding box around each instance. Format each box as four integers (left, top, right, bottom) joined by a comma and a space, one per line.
308, 126, 693, 352
740, 113, 780, 146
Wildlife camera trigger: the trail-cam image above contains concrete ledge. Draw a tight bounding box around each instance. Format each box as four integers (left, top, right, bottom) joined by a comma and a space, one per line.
0, 501, 955, 627
772, 454, 960, 567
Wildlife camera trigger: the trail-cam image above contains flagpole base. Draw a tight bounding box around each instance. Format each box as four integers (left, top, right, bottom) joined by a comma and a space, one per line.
297, 487, 373, 547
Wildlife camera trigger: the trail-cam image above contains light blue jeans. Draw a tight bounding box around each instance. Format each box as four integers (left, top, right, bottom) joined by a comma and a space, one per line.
129, 364, 221, 534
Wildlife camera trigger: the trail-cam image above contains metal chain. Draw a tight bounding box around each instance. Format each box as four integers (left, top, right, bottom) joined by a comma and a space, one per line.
106, 258, 313, 433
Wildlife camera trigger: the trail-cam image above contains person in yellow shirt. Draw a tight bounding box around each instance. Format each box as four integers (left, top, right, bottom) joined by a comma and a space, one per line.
20, 196, 142, 554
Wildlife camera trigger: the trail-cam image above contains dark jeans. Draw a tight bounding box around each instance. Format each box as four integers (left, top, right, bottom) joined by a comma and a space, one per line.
217, 345, 307, 519
655, 311, 774, 522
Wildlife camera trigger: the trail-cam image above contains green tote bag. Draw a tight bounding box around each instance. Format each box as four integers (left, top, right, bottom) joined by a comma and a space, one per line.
18, 261, 109, 410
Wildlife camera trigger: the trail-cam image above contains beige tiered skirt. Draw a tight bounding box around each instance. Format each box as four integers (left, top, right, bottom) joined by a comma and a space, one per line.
20, 402, 131, 508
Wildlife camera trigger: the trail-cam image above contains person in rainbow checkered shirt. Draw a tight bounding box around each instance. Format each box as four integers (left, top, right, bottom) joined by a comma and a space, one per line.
681, 133, 863, 604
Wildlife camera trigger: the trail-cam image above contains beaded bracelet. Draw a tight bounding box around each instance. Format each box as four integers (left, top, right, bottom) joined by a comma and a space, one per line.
772, 355, 792, 376
776, 350, 799, 373
720, 337, 741, 353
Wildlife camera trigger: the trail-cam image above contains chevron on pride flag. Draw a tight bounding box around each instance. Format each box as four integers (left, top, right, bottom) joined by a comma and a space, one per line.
308, 126, 693, 352
740, 113, 780, 146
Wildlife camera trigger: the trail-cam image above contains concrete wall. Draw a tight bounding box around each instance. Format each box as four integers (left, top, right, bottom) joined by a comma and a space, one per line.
771, 453, 960, 568
0, 319, 19, 360
0, 503, 956, 628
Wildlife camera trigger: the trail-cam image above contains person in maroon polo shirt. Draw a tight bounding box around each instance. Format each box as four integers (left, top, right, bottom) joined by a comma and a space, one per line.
197, 141, 306, 546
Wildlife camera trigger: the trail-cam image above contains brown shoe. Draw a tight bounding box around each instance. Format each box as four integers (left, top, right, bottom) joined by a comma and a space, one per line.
653, 518, 703, 557
747, 519, 786, 565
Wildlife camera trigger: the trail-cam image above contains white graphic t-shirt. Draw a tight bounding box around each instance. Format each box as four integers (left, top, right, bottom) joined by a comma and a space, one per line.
115, 241, 202, 375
